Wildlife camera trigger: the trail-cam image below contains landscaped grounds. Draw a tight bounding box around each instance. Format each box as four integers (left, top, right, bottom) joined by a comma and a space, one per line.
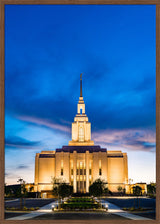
53, 197, 106, 211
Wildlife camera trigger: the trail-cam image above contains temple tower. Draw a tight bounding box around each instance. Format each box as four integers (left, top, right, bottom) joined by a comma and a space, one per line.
69, 74, 94, 146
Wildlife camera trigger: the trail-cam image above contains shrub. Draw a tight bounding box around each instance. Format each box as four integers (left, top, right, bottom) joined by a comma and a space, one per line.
11, 207, 15, 210
30, 207, 35, 211
130, 207, 134, 211
23, 206, 28, 211
60, 197, 102, 210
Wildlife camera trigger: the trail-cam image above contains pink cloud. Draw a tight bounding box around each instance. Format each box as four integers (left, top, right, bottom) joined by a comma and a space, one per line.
17, 116, 70, 133
92, 128, 156, 152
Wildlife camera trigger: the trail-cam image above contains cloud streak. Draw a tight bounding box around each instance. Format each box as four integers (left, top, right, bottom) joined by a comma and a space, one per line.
5, 136, 41, 149
17, 165, 29, 169
17, 115, 70, 133
92, 128, 156, 152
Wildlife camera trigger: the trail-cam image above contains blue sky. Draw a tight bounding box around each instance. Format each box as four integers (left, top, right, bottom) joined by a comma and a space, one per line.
5, 5, 156, 185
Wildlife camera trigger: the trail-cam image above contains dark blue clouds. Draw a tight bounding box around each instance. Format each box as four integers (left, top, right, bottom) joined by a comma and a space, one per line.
5, 136, 41, 149
17, 165, 29, 169
5, 5, 155, 134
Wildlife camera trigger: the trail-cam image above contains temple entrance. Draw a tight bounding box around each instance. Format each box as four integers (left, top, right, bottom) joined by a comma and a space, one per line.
76, 161, 86, 193
76, 181, 86, 193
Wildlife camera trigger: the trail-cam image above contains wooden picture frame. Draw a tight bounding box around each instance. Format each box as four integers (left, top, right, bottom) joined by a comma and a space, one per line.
0, 1, 159, 224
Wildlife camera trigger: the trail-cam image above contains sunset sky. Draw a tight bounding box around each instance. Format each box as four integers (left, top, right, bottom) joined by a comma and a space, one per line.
5, 5, 156, 185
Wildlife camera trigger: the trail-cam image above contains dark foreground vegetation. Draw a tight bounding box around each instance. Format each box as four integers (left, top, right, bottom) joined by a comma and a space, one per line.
59, 197, 101, 210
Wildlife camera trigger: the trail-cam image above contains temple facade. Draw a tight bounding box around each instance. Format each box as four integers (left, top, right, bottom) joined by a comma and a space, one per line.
34, 75, 129, 198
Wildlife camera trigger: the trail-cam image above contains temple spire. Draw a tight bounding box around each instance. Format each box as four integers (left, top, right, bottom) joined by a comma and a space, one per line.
80, 73, 83, 97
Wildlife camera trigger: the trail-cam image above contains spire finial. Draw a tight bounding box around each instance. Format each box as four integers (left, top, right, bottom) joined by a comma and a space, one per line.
80, 73, 83, 97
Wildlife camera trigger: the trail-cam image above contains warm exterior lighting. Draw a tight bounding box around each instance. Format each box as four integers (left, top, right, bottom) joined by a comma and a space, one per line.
34, 74, 129, 195
80, 162, 83, 169
99, 160, 101, 168
61, 160, 63, 176
99, 160, 102, 176
70, 160, 73, 168
79, 126, 84, 142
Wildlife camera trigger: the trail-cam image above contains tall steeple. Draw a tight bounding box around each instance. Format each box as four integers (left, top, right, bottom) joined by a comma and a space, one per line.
80, 73, 83, 97
69, 74, 94, 146
77, 73, 85, 115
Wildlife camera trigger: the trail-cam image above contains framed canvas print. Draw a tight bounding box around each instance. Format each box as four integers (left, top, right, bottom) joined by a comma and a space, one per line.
0, 0, 159, 224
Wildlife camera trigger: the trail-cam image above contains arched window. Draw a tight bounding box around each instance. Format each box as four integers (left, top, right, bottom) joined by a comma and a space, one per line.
80, 108, 82, 114
79, 126, 84, 142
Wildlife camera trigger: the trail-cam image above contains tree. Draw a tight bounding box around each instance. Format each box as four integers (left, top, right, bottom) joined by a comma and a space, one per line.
58, 183, 73, 199
52, 178, 73, 209
89, 179, 105, 197
52, 177, 73, 198
89, 179, 107, 209
133, 186, 142, 196
5, 184, 13, 197
147, 183, 156, 196
132, 186, 142, 209
17, 178, 28, 209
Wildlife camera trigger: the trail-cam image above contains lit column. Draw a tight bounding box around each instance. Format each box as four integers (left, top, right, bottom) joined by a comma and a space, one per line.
85, 151, 89, 192
35, 154, 39, 192
73, 151, 77, 193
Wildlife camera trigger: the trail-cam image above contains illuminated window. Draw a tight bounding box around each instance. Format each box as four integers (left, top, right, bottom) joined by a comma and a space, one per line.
99, 160, 102, 175
61, 160, 63, 176
89, 161, 92, 175
79, 126, 84, 142
77, 162, 79, 168
80, 161, 83, 168
77, 169, 79, 175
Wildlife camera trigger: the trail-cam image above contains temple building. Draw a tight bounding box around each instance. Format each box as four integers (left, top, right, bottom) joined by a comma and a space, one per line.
34, 74, 129, 198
